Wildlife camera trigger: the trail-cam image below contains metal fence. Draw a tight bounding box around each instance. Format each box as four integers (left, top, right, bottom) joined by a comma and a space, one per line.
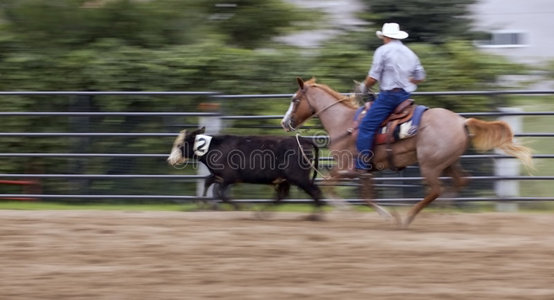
0, 90, 553, 205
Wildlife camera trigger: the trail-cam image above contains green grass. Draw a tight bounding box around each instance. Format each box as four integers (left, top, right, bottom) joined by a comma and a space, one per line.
0, 200, 552, 212
0, 201, 342, 212
0, 201, 193, 211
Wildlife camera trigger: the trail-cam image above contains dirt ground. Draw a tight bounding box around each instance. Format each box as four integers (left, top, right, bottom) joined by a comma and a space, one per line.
0, 209, 553, 300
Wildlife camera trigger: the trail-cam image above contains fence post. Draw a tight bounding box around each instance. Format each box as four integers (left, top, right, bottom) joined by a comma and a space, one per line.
494, 107, 523, 212
69, 94, 92, 200
197, 103, 222, 198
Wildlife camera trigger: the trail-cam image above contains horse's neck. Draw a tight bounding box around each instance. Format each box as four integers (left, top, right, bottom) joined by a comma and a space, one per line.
311, 89, 357, 142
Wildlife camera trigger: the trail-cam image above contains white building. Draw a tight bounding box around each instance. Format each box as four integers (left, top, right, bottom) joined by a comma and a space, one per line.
471, 0, 554, 66
282, 0, 554, 70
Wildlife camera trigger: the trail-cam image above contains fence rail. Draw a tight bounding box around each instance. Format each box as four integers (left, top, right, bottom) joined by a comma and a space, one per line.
1, 153, 553, 159
0, 89, 553, 205
1, 194, 554, 205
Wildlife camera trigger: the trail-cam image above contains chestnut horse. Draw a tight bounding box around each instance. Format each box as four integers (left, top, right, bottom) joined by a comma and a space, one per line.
281, 78, 533, 227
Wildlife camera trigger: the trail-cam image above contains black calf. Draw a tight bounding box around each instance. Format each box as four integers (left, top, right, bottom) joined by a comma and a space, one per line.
168, 127, 322, 210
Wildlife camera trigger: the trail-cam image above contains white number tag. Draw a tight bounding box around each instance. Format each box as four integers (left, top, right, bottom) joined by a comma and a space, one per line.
193, 134, 212, 157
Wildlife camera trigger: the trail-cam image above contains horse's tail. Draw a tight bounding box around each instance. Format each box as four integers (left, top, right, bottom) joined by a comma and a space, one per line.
465, 118, 534, 170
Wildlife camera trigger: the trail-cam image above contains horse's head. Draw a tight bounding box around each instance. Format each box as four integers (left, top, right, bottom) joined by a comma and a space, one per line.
167, 127, 205, 166
281, 77, 317, 132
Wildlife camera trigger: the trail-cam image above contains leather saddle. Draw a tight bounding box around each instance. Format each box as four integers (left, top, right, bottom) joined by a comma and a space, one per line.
352, 99, 416, 145
377, 99, 415, 144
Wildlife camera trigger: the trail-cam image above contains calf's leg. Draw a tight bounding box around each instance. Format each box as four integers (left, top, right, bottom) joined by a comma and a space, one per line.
255, 182, 291, 220
295, 181, 324, 220
213, 183, 240, 210
197, 174, 217, 210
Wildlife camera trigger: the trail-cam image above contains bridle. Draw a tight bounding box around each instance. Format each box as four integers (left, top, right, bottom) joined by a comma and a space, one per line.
291, 84, 357, 146
294, 84, 350, 120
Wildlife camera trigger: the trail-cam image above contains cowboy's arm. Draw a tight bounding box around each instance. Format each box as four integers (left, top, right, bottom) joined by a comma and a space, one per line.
410, 78, 423, 84
363, 76, 377, 88
410, 58, 425, 84
366, 47, 384, 88
360, 48, 384, 92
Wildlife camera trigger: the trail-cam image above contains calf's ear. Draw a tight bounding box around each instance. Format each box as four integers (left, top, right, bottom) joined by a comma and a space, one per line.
191, 127, 206, 136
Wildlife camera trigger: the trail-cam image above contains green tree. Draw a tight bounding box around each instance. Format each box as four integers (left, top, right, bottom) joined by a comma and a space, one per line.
0, 0, 207, 48
359, 0, 479, 44
1, 0, 318, 50
206, 0, 320, 48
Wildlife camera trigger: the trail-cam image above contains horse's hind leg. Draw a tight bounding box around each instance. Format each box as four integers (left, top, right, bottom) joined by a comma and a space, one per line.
404, 170, 441, 228
441, 162, 470, 209
445, 162, 469, 192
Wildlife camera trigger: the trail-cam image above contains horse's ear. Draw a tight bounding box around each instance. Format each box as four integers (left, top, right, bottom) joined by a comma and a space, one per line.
296, 77, 305, 90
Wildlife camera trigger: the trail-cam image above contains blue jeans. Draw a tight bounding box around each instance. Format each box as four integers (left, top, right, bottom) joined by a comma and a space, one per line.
355, 89, 411, 170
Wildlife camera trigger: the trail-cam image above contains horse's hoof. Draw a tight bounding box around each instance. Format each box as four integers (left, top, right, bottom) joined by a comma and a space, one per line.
391, 210, 403, 226
304, 214, 325, 222
400, 218, 414, 230
253, 210, 274, 220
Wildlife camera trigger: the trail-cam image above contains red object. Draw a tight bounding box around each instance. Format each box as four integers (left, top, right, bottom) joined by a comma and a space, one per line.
0, 179, 41, 201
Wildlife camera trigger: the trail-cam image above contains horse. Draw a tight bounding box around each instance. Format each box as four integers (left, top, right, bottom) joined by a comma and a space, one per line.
281, 77, 533, 227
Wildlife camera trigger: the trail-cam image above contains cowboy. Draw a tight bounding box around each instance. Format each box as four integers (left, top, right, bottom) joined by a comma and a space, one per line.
355, 23, 425, 173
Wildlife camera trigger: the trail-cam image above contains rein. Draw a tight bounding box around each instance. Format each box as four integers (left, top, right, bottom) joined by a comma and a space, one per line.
313, 97, 350, 118
307, 93, 350, 119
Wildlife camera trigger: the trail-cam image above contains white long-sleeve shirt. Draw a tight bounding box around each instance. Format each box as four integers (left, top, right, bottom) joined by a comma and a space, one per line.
368, 40, 425, 93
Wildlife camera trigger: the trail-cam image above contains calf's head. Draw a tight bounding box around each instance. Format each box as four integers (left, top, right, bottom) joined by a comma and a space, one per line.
167, 127, 206, 166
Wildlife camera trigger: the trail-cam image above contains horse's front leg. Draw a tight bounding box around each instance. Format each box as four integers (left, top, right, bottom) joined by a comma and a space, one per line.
357, 173, 398, 224
319, 176, 352, 212
328, 167, 395, 223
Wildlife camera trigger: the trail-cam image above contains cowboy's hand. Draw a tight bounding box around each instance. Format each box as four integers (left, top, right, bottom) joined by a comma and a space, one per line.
357, 82, 375, 102
366, 91, 375, 102
358, 82, 367, 94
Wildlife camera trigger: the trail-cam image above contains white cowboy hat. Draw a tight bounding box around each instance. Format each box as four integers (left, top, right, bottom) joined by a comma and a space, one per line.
376, 23, 408, 40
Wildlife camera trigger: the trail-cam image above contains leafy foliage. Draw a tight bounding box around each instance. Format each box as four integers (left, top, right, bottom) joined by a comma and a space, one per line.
206, 0, 319, 49
358, 0, 479, 44
1, 0, 207, 48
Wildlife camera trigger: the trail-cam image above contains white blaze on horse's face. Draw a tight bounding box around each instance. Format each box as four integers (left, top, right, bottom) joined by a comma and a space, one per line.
281, 93, 297, 132
167, 130, 188, 166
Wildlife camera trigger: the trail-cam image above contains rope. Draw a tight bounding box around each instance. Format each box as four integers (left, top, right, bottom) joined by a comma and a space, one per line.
295, 133, 330, 180
171, 163, 188, 170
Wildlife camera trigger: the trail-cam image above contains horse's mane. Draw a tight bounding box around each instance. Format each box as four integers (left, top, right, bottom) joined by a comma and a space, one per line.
305, 78, 359, 109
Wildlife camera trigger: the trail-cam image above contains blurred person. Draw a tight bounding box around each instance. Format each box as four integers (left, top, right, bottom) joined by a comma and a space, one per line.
351, 23, 425, 175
